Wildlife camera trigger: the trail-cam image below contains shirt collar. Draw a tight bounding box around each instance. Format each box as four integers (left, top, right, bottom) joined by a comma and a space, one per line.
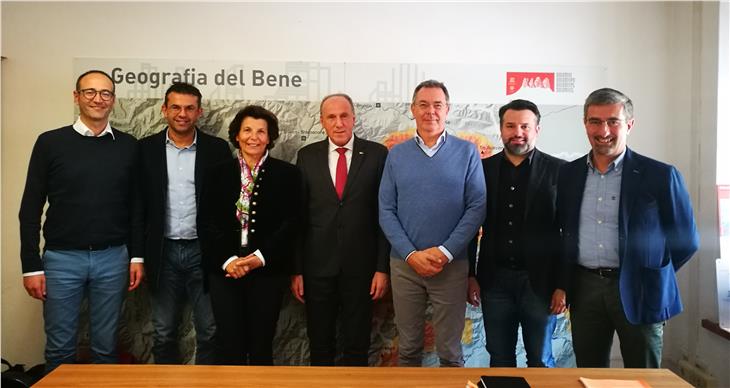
328, 134, 355, 153
587, 148, 626, 173
165, 127, 198, 149
414, 130, 447, 150
73, 117, 115, 140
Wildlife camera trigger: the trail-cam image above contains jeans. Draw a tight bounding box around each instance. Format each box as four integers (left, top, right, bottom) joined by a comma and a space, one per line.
150, 239, 217, 365
542, 314, 557, 367
43, 245, 129, 372
481, 268, 549, 367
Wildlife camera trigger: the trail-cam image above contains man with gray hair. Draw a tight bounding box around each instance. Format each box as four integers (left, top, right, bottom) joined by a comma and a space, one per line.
556, 87, 699, 367
292, 93, 390, 366
379, 80, 486, 367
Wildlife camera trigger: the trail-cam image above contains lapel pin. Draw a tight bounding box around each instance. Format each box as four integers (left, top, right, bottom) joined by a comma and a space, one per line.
359, 151, 364, 155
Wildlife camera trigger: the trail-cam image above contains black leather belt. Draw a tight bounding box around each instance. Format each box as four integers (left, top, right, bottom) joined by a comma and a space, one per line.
577, 265, 620, 278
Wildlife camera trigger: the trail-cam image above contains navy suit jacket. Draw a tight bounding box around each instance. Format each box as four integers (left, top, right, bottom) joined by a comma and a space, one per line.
556, 147, 699, 324
138, 129, 232, 290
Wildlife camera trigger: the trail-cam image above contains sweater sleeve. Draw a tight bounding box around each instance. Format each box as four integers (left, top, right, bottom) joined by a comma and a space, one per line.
441, 145, 487, 259
18, 135, 49, 273
378, 152, 416, 259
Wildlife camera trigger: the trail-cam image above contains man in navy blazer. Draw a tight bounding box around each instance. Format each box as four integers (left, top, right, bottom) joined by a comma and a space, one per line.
556, 88, 699, 368
138, 82, 231, 364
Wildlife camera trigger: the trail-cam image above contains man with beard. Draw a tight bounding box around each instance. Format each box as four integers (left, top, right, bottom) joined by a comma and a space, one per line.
467, 99, 566, 367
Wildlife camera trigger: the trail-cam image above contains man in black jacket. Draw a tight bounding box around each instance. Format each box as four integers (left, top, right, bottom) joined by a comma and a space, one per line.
138, 82, 231, 364
468, 99, 566, 367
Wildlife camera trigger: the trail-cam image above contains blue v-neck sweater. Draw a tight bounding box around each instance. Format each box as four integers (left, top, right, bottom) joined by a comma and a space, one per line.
378, 135, 486, 261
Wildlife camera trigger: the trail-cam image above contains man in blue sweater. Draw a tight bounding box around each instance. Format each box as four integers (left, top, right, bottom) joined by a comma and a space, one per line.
19, 70, 143, 372
379, 80, 486, 367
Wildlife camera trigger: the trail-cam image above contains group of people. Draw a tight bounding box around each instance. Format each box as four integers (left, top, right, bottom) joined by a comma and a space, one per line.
19, 70, 699, 374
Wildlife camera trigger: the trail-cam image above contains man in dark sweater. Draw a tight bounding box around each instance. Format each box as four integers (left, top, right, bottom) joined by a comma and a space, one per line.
19, 70, 143, 372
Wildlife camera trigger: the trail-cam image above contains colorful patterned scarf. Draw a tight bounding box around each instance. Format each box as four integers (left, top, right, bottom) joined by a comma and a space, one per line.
235, 151, 267, 246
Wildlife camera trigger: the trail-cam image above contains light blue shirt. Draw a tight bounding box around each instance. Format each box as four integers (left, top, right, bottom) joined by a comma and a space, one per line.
165, 129, 198, 240
414, 130, 447, 157
577, 150, 625, 269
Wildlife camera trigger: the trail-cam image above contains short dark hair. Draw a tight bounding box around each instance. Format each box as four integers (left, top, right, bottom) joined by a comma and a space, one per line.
227, 105, 280, 150
498, 99, 541, 126
164, 82, 202, 107
76, 70, 115, 93
412, 79, 450, 104
320, 93, 355, 116
584, 88, 634, 120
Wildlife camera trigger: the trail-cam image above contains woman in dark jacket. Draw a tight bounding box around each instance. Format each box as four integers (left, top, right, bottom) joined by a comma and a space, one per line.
199, 105, 300, 365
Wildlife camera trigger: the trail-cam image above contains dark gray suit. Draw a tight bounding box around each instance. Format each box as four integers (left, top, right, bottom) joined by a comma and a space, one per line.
295, 136, 389, 365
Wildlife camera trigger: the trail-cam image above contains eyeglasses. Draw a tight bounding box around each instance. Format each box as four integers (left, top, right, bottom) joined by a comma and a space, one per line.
586, 118, 626, 128
78, 88, 115, 101
414, 102, 448, 111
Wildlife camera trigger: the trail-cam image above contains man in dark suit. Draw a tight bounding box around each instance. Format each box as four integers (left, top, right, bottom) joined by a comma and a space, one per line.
556, 88, 699, 368
291, 93, 390, 366
467, 99, 566, 367
138, 82, 231, 364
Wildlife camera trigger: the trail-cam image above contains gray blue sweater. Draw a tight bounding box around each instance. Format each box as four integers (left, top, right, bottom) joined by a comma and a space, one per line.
378, 134, 486, 261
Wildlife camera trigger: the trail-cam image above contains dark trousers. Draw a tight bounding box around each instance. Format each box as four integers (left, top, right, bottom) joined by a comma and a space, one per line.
481, 268, 550, 367
304, 273, 373, 366
570, 268, 664, 368
208, 271, 286, 365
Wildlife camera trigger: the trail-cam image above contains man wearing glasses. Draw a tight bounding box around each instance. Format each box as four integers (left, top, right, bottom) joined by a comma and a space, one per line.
19, 70, 143, 372
379, 80, 486, 367
138, 82, 230, 364
556, 88, 699, 368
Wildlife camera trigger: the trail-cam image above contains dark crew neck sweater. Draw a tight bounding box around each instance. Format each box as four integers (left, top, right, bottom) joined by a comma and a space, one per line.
19, 125, 141, 273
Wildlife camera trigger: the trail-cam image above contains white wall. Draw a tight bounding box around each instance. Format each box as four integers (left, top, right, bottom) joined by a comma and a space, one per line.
1, 2, 726, 383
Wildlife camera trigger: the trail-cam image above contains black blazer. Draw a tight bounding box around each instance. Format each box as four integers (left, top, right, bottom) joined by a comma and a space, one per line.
295, 136, 390, 278
138, 129, 232, 290
198, 156, 301, 278
469, 149, 565, 302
